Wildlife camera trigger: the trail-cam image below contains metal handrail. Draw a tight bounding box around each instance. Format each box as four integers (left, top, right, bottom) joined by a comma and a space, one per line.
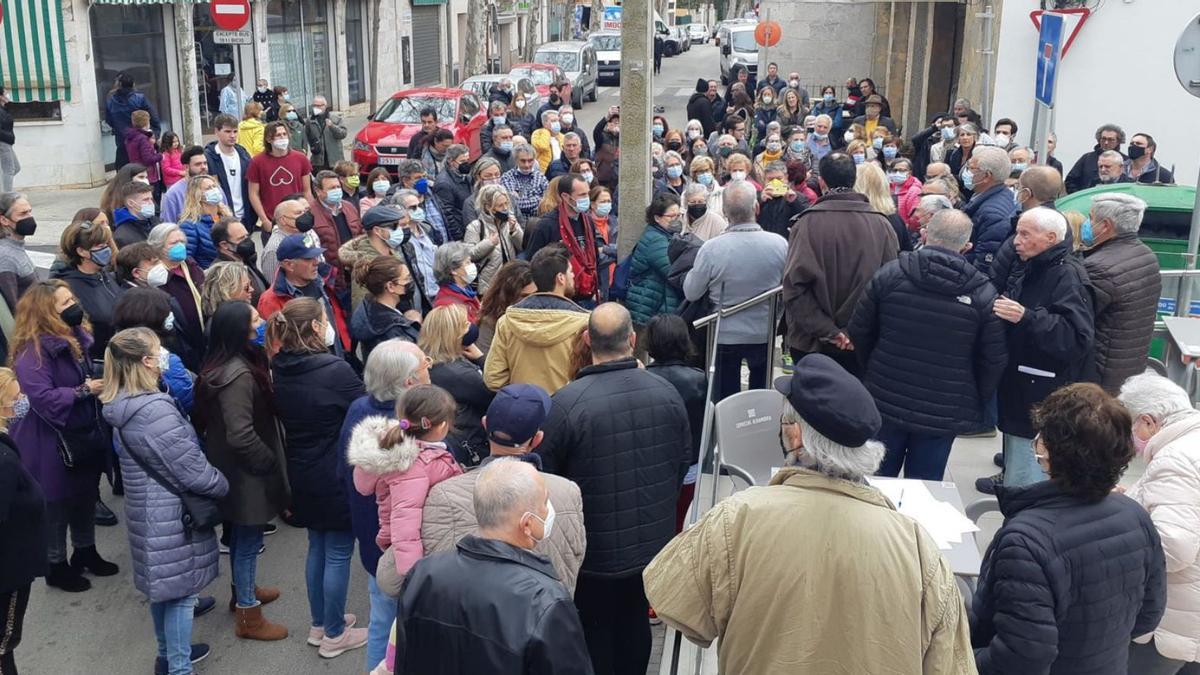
691, 285, 784, 329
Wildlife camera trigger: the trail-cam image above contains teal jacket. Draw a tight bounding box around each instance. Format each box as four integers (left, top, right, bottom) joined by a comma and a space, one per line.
626, 224, 680, 325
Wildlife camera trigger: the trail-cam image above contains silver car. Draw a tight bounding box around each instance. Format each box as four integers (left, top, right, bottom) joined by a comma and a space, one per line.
533, 41, 599, 108
457, 75, 541, 111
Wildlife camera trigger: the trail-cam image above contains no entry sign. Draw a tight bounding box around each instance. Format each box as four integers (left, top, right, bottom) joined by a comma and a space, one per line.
210, 0, 250, 32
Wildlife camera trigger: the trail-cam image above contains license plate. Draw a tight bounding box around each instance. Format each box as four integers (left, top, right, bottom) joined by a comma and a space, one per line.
377, 156, 403, 165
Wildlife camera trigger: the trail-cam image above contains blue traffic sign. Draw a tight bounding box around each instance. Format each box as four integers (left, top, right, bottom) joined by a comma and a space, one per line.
1036, 12, 1064, 106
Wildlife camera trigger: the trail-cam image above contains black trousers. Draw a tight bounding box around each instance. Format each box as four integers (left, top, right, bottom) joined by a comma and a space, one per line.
0, 583, 31, 675
574, 573, 651, 675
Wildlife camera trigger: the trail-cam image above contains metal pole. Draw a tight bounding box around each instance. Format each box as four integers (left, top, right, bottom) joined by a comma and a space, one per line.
764, 292, 778, 381
1178, 170, 1200, 318
978, 5, 994, 125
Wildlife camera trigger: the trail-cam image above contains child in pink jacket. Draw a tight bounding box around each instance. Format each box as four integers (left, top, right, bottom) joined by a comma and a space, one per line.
160, 131, 186, 187
348, 384, 462, 578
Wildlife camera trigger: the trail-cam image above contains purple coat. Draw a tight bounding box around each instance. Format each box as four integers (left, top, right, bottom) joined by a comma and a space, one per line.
123, 127, 162, 183
10, 330, 102, 502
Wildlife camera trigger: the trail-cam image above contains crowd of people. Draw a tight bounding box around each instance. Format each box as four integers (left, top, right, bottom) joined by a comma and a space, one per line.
0, 63, 1192, 675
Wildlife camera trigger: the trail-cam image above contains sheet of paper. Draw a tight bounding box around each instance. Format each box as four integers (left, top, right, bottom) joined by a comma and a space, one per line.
867, 478, 979, 550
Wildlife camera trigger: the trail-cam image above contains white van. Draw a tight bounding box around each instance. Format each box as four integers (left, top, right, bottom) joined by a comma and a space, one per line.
720, 23, 758, 84
589, 31, 622, 84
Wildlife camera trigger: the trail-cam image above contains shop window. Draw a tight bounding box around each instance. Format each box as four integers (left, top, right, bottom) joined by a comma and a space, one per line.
8, 102, 62, 122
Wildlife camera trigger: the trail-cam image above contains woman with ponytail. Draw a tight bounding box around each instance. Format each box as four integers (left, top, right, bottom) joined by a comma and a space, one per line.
347, 384, 462, 596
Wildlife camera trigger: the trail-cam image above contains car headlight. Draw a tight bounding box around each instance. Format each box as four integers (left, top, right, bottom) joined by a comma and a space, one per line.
353, 140, 372, 153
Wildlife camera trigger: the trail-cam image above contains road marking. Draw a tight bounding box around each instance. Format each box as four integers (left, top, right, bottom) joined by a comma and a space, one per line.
676, 87, 694, 97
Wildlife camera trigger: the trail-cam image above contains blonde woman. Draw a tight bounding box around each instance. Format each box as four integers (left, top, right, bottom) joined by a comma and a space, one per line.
419, 304, 492, 466
855, 162, 911, 252
464, 184, 523, 295
178, 175, 231, 269
200, 261, 254, 321
237, 101, 266, 157
0, 365, 45, 675
537, 175, 564, 217
100, 327, 228, 674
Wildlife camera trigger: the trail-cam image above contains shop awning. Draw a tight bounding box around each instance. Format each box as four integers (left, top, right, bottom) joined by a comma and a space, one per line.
89, 0, 206, 4
0, 0, 71, 101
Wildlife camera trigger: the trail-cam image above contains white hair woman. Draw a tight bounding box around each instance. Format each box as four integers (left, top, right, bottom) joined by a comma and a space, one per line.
1119, 373, 1200, 674
464, 183, 523, 295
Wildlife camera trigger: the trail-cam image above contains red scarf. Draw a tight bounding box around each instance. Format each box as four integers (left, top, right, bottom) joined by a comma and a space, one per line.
557, 201, 598, 300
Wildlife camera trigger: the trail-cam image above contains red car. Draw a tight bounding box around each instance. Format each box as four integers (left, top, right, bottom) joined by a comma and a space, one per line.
509, 63, 572, 104
351, 87, 488, 177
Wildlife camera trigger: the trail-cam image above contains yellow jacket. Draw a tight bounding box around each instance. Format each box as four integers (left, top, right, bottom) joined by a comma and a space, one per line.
237, 118, 265, 157
530, 128, 566, 173
644, 467, 977, 675
482, 293, 589, 394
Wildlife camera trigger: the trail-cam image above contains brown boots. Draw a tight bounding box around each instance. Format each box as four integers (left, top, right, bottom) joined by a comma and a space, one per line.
228, 585, 281, 612
235, 604, 289, 641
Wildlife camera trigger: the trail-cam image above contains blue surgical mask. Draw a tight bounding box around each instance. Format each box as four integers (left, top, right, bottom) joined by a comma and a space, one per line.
941, 127, 956, 141
410, 207, 426, 222
415, 177, 430, 194
1080, 218, 1094, 246
167, 242, 187, 263
373, 180, 390, 196
388, 227, 408, 249
285, 111, 298, 121
653, 124, 664, 136
493, 114, 506, 125
575, 197, 591, 212
697, 172, 714, 186
324, 187, 343, 206
883, 146, 898, 160
498, 141, 513, 154
90, 246, 113, 267
961, 168, 975, 191
581, 171, 594, 184
667, 165, 683, 179
204, 187, 223, 204
251, 321, 267, 346
823, 93, 834, 103
595, 202, 612, 216
139, 203, 156, 219
852, 153, 865, 165
790, 140, 805, 153
1012, 162, 1028, 174
872, 137, 883, 150
550, 122, 561, 133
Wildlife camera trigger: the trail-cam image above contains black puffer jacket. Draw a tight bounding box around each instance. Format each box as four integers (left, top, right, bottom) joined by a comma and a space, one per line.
971, 481, 1166, 675
432, 170, 473, 242
271, 351, 365, 531
0, 433, 46, 592
537, 357, 690, 578
646, 361, 706, 461
995, 239, 1094, 438
429, 357, 495, 466
350, 298, 421, 364
847, 247, 1007, 435
51, 265, 122, 363
1082, 232, 1161, 392
397, 535, 592, 674
686, 78, 717, 137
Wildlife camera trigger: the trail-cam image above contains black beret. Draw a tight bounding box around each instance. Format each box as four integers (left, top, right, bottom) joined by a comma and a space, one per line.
773, 354, 881, 448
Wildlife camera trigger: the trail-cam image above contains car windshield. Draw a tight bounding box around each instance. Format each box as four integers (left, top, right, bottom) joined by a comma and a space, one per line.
591, 35, 621, 51
461, 80, 495, 97
536, 51, 579, 71
730, 30, 756, 52
513, 68, 555, 85
373, 96, 456, 124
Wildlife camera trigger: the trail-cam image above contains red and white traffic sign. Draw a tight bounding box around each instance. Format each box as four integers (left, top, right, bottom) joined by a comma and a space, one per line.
210, 0, 250, 32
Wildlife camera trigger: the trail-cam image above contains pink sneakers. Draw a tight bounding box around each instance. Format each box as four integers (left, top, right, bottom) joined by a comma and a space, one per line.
318, 626, 369, 659
306, 614, 356, 647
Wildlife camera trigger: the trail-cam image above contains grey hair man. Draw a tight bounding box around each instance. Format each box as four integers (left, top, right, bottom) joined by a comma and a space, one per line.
849, 209, 1007, 481
1096, 150, 1129, 185
422, 383, 585, 591
535, 302, 692, 675
684, 179, 788, 399
395, 457, 592, 672
962, 145, 1016, 277
914, 194, 953, 235
645, 352, 974, 673
1066, 123, 1126, 193
1081, 193, 1160, 392
980, 205, 1094, 494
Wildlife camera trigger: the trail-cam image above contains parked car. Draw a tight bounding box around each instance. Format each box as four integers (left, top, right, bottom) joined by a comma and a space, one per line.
458, 74, 541, 111
589, 31, 622, 84
688, 23, 709, 44
720, 23, 759, 84
351, 87, 487, 177
664, 26, 688, 56
509, 63, 572, 107
533, 41, 599, 108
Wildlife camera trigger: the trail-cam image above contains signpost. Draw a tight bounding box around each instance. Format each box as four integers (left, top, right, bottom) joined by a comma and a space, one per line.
213, 30, 252, 45
1030, 11, 1063, 173
1173, 13, 1200, 319
210, 0, 251, 31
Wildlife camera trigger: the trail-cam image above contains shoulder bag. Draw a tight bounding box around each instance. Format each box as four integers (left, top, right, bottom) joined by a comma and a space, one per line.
115, 426, 221, 532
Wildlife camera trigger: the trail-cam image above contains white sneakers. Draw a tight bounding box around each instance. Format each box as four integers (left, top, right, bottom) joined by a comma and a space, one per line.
306, 613, 368, 658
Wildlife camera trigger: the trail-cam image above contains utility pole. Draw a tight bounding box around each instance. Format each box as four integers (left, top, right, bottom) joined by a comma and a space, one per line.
173, 2, 202, 145
615, 0, 654, 259
978, 4, 994, 124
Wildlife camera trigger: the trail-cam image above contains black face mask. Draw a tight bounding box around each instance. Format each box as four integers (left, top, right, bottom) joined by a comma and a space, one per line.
1127, 144, 1146, 161
687, 204, 707, 221
12, 216, 36, 237
667, 140, 682, 151
493, 210, 510, 223
295, 212, 315, 233
60, 303, 85, 328
235, 239, 258, 263
458, 161, 471, 175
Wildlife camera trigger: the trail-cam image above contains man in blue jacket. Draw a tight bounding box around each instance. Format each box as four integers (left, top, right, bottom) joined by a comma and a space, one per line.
203, 114, 257, 237
104, 73, 160, 169
962, 146, 1017, 278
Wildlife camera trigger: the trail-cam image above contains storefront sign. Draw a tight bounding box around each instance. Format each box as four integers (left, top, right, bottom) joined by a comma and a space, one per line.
213, 29, 252, 45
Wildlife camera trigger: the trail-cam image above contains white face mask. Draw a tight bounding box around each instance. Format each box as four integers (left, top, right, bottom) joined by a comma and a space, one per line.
272, 138, 290, 152
147, 263, 169, 288
730, 170, 747, 182
464, 263, 478, 284
323, 321, 336, 347
526, 499, 556, 542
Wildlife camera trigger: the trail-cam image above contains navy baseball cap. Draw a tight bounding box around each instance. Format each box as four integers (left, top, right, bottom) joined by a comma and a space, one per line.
773, 354, 881, 448
486, 384, 552, 448
276, 234, 323, 261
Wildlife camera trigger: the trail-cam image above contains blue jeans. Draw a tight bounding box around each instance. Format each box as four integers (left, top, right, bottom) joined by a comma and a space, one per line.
875, 421, 956, 481
715, 342, 769, 402
366, 575, 398, 672
228, 524, 263, 608
305, 529, 355, 638
1002, 433, 1047, 487
151, 594, 197, 675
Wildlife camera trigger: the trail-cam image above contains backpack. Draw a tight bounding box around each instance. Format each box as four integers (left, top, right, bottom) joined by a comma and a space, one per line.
609, 252, 635, 302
